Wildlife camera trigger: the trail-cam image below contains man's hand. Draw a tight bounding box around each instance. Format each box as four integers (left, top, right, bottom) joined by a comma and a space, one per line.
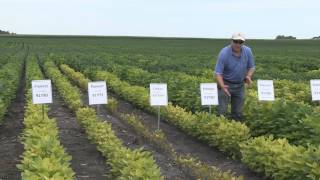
246, 68, 255, 87
222, 85, 231, 96
216, 74, 231, 96
245, 76, 253, 87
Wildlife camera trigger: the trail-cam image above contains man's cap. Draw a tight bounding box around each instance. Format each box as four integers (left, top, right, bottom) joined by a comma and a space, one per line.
231, 33, 245, 42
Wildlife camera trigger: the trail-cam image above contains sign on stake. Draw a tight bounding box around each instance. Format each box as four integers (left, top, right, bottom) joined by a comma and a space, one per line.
257, 80, 275, 101
150, 83, 168, 130
32, 80, 53, 120
310, 80, 320, 101
200, 83, 219, 115
88, 81, 108, 115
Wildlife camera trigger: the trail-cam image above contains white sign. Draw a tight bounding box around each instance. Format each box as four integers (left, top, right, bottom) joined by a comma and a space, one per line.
150, 83, 168, 106
88, 81, 108, 105
32, 80, 53, 104
310, 80, 320, 101
257, 80, 275, 101
200, 83, 219, 105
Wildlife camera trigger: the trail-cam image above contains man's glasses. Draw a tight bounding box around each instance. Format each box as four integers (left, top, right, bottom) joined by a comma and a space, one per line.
233, 40, 244, 44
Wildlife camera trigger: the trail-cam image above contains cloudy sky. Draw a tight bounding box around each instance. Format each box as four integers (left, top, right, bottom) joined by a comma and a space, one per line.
1, 0, 319, 39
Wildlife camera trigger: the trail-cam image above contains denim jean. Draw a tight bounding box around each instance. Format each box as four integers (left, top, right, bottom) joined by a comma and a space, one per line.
217, 81, 245, 120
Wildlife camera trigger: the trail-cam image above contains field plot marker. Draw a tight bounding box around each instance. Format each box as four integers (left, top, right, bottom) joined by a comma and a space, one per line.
150, 83, 168, 130
88, 81, 108, 114
200, 83, 219, 115
257, 80, 275, 101
32, 80, 53, 119
310, 80, 320, 102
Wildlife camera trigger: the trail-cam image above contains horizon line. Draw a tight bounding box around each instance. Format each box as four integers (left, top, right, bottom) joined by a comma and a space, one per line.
0, 33, 319, 40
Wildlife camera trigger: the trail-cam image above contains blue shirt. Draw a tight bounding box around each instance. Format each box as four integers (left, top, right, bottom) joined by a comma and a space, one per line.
214, 45, 255, 83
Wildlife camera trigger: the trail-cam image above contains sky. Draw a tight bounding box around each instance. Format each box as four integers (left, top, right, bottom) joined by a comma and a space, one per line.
1, 0, 319, 39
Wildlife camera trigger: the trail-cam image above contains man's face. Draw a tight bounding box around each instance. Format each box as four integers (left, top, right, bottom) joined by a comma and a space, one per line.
231, 40, 244, 53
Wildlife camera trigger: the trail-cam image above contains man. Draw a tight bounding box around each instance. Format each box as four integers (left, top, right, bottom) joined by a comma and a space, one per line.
214, 33, 255, 120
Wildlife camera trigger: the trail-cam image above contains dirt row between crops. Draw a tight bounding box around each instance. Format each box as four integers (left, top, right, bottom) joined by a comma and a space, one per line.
0, 57, 267, 179
0, 54, 109, 180
77, 84, 265, 180
105, 92, 267, 180
81, 93, 192, 179
47, 68, 192, 179
39, 60, 110, 179
40, 60, 194, 179
0, 57, 26, 180
47, 89, 110, 180
57, 61, 267, 179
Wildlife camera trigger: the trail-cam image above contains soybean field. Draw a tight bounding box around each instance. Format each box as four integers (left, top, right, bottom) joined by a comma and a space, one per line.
0, 35, 320, 180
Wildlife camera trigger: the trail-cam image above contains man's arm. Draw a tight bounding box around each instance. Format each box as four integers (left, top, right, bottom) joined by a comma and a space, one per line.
214, 51, 231, 96
245, 48, 256, 86
216, 74, 231, 96
216, 74, 225, 87
245, 68, 255, 86
246, 68, 255, 78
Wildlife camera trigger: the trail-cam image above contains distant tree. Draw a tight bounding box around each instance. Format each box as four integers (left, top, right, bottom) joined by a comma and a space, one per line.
312, 36, 320, 40
0, 29, 15, 35
276, 35, 297, 40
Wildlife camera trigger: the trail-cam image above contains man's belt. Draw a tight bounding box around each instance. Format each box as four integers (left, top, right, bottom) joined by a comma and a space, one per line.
223, 79, 244, 84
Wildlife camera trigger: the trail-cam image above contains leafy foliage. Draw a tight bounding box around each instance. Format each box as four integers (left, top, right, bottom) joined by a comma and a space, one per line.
94, 70, 251, 157
18, 55, 74, 179
244, 98, 320, 146
43, 60, 162, 179
77, 108, 163, 180
43, 60, 83, 111
240, 136, 320, 180
0, 54, 23, 124
120, 114, 244, 180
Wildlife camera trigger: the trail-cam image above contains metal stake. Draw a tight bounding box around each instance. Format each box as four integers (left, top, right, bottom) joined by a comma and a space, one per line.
96, 105, 100, 115
42, 104, 45, 120
157, 106, 160, 130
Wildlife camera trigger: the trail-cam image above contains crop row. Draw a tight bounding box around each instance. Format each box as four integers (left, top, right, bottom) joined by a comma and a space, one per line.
43, 60, 163, 179
59, 63, 245, 180
18, 55, 74, 179
0, 54, 24, 124
75, 65, 320, 180
60, 56, 320, 147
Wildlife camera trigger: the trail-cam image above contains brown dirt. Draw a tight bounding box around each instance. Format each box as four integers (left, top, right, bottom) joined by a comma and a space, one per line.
81, 93, 192, 180
108, 92, 269, 180
48, 89, 110, 180
59, 67, 267, 179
